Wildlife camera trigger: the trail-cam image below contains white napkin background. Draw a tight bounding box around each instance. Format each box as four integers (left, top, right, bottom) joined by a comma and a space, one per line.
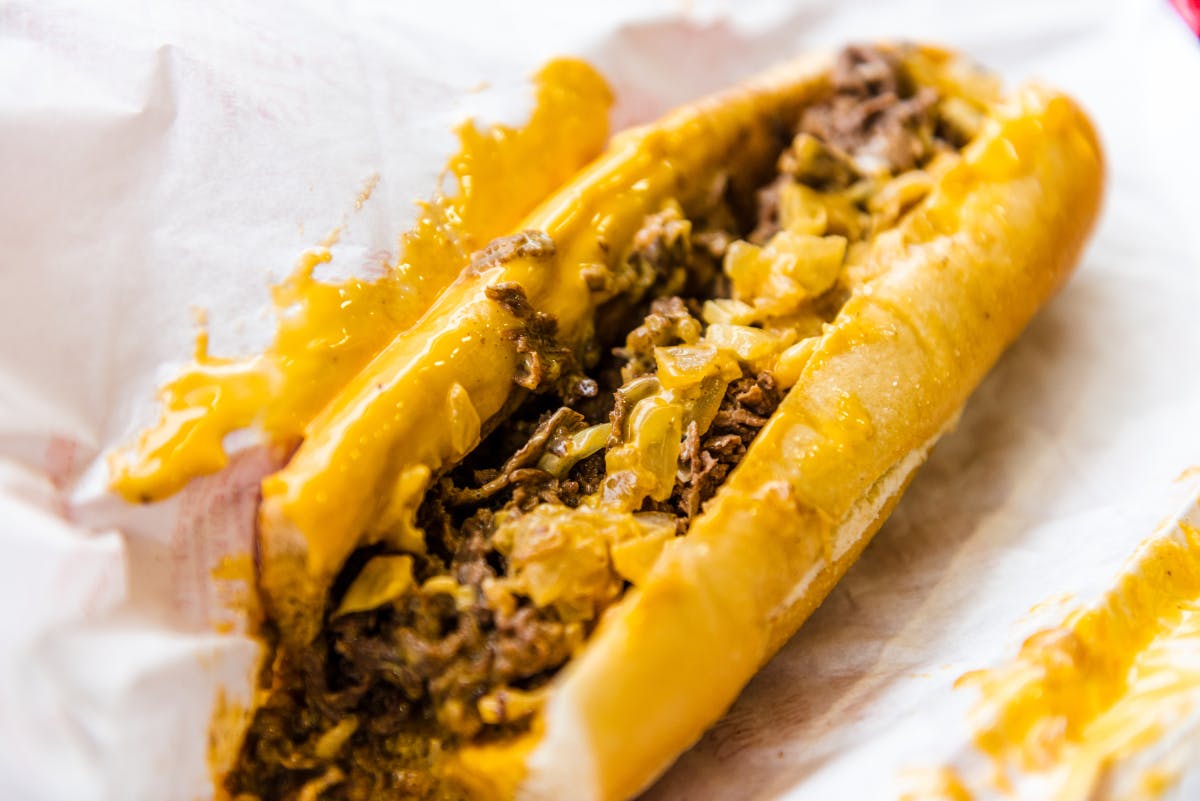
2, 1, 1198, 799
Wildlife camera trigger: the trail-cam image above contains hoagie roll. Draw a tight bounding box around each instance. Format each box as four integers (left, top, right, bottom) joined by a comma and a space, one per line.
206, 43, 1103, 801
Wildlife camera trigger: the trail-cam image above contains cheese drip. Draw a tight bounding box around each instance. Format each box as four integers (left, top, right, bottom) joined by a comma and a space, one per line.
954, 511, 1200, 799
109, 58, 612, 502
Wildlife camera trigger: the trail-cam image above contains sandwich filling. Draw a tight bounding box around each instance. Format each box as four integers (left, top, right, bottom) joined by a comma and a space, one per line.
227, 45, 982, 801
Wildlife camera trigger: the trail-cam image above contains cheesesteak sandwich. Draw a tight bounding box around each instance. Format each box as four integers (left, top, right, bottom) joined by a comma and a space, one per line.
203, 44, 1102, 801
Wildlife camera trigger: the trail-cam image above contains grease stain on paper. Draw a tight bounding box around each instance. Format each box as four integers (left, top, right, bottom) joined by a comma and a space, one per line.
210, 553, 259, 634
208, 688, 252, 797
108, 58, 613, 503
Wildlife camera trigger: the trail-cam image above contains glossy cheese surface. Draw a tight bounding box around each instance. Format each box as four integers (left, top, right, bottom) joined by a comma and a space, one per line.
956, 514, 1200, 799
109, 58, 612, 504
257, 52, 828, 646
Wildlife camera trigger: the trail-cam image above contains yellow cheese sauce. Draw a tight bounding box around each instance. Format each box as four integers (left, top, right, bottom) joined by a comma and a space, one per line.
898, 767, 974, 801
253, 52, 806, 611
952, 515, 1200, 800
108, 58, 612, 503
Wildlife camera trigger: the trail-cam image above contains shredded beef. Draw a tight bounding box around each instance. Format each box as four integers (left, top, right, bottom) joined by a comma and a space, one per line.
485, 282, 575, 392
229, 497, 584, 800
469, 230, 555, 273
753, 44, 954, 248
749, 175, 786, 243
613, 296, 703, 382
667, 371, 783, 526
445, 407, 582, 507
623, 206, 692, 298
484, 281, 537, 318
563, 451, 606, 503
560, 373, 599, 406
799, 45, 939, 175
321, 487, 585, 740
592, 202, 729, 345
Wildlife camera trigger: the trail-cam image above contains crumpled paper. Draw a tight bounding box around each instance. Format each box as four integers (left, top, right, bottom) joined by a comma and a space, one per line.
1, 1, 1198, 799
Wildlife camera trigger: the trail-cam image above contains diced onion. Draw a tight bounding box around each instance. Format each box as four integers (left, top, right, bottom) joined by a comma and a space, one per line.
538, 423, 612, 478
610, 513, 676, 585
703, 323, 785, 363
778, 180, 828, 236
701, 297, 757, 326
313, 717, 359, 760
725, 232, 847, 319
765, 231, 847, 297
869, 170, 933, 231
773, 337, 820, 388
334, 554, 414, 617
477, 687, 544, 726
494, 505, 628, 616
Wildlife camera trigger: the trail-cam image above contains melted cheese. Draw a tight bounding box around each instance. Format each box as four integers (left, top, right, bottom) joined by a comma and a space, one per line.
955, 517, 1200, 799
898, 767, 974, 801
108, 58, 612, 503
256, 56, 804, 608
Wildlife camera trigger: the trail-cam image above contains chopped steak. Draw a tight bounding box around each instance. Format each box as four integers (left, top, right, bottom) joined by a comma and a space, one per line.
799, 44, 939, 175
621, 205, 692, 299
445, 407, 583, 507
613, 296, 703, 382
469, 230, 555, 273
484, 281, 538, 318
229, 490, 586, 801
326, 529, 581, 741
485, 282, 574, 392
666, 371, 783, 526
749, 175, 790, 243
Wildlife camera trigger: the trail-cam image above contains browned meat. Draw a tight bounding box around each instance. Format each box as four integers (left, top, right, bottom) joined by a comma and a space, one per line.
799, 45, 939, 176
484, 280, 537, 318
613, 296, 703, 382
668, 371, 783, 526
469, 229, 555, 272
749, 175, 788, 244
623, 206, 692, 298
485, 282, 574, 392
560, 450, 606, 504
445, 407, 583, 507
228, 495, 584, 801
321, 498, 585, 738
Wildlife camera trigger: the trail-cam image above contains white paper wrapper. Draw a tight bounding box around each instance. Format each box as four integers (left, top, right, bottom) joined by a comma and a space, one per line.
2, 1, 1199, 799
